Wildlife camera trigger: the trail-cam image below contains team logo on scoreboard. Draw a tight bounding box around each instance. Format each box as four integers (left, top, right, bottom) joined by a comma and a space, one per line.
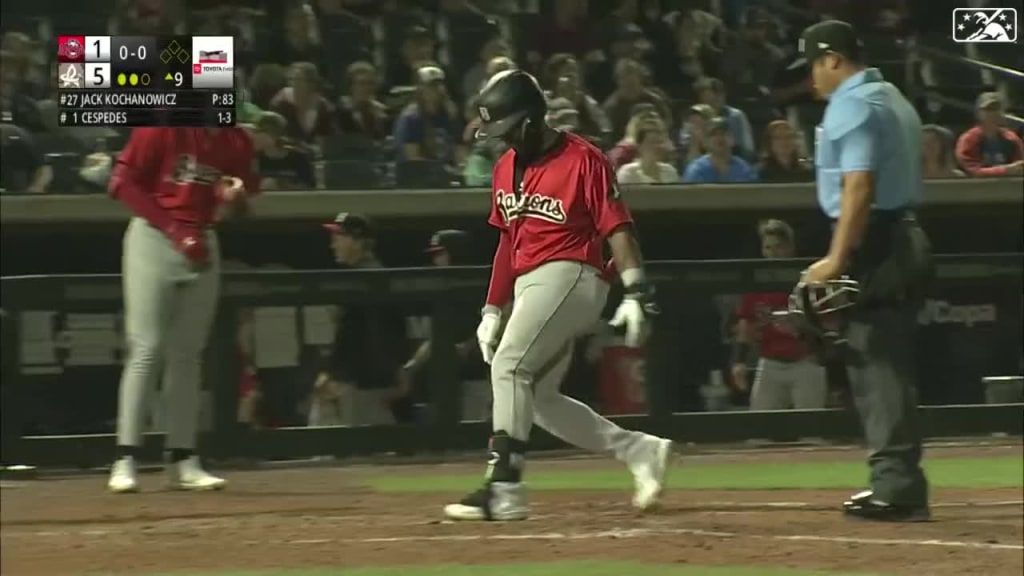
58, 63, 83, 88
199, 50, 228, 63
57, 35, 85, 62
191, 36, 234, 89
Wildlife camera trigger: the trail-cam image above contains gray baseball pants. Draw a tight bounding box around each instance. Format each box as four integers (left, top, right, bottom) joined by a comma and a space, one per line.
489, 261, 648, 461
115, 218, 220, 450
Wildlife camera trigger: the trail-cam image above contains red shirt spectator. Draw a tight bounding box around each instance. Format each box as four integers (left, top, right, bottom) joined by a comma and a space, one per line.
955, 92, 1024, 177
736, 293, 807, 361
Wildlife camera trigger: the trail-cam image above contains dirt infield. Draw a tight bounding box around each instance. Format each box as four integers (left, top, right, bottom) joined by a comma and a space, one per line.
2, 444, 1022, 576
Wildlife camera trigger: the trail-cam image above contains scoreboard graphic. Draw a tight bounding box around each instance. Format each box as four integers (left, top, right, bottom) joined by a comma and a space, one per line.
56, 35, 236, 127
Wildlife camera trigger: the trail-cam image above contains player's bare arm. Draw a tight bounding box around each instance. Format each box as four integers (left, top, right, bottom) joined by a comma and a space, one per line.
606, 224, 644, 274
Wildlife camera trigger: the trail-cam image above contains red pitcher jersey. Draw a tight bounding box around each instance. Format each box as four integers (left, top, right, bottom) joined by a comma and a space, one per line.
488, 133, 633, 276
736, 292, 808, 361
117, 127, 257, 226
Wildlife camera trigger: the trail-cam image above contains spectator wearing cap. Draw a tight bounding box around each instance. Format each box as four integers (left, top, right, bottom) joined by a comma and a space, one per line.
757, 120, 814, 183
270, 62, 335, 153
687, 77, 756, 160
607, 108, 664, 171
680, 103, 719, 166
682, 117, 757, 183
396, 229, 488, 420
336, 61, 390, 142
310, 213, 405, 427
393, 65, 463, 167
955, 92, 1024, 177
543, 53, 612, 145
249, 111, 316, 190
922, 125, 965, 179
0, 123, 51, 193
616, 124, 679, 184
602, 58, 673, 142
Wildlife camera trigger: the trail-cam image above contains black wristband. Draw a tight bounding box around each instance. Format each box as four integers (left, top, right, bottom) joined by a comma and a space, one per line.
624, 283, 659, 315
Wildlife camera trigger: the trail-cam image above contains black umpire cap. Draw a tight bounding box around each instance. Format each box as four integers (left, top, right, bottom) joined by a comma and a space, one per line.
789, 19, 865, 70
322, 212, 375, 239
475, 69, 547, 140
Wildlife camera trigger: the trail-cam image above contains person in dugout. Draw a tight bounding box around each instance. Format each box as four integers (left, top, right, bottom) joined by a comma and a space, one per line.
394, 230, 488, 420
732, 219, 827, 410
308, 212, 406, 427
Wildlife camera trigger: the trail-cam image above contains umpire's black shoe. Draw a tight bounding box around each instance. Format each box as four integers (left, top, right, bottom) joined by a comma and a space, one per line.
843, 490, 930, 522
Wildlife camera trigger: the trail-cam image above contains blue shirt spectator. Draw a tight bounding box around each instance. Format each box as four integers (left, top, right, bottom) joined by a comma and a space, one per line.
394, 66, 462, 166
680, 77, 756, 160
682, 119, 757, 183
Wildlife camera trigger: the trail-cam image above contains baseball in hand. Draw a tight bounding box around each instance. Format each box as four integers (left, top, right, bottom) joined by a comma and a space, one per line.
216, 176, 245, 202
215, 176, 249, 220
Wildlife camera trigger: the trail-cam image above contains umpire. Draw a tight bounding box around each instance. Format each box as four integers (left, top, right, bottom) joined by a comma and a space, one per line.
795, 20, 931, 522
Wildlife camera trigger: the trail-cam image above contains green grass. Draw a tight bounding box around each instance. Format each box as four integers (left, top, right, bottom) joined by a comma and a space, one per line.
367, 456, 1023, 493
151, 562, 886, 576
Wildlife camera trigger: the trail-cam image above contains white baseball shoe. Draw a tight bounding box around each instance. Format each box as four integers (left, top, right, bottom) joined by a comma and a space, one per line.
107, 456, 140, 493
629, 436, 673, 510
167, 456, 227, 491
444, 481, 529, 521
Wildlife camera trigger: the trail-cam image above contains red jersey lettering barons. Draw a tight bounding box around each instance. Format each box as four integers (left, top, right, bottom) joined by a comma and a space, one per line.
443, 70, 672, 523
487, 134, 630, 277
106, 128, 257, 494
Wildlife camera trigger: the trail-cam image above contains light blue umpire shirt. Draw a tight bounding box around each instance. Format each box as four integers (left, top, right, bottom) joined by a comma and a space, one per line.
815, 68, 923, 219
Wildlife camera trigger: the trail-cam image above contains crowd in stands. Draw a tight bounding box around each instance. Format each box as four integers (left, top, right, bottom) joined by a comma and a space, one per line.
1, 0, 1022, 194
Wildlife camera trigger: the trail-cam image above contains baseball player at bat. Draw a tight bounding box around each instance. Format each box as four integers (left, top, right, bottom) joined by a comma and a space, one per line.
107, 128, 257, 493
443, 70, 672, 522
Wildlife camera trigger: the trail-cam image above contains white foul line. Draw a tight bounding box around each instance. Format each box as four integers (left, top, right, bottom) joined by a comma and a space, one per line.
332, 527, 1024, 552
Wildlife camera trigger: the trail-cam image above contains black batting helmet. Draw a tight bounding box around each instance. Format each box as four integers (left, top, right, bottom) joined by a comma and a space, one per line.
475, 69, 547, 140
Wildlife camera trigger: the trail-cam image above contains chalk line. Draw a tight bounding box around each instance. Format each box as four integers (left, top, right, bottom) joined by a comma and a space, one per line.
304, 527, 1024, 552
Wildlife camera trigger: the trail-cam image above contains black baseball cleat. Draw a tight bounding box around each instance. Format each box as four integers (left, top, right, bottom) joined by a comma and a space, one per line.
843, 490, 931, 522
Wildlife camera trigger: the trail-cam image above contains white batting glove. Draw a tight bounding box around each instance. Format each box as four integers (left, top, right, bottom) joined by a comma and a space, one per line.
609, 269, 658, 348
476, 305, 503, 364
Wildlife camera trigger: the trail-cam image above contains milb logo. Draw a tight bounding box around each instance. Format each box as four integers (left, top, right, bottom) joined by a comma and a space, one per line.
952, 8, 1018, 43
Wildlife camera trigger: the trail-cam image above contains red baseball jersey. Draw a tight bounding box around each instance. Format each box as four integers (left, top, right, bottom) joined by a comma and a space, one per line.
117, 128, 257, 226
488, 133, 632, 277
736, 292, 808, 361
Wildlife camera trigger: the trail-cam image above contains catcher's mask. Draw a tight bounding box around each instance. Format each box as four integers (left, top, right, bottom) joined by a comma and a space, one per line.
787, 277, 861, 342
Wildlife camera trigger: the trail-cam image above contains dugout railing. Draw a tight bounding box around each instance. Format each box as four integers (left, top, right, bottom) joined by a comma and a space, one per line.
1, 255, 1022, 469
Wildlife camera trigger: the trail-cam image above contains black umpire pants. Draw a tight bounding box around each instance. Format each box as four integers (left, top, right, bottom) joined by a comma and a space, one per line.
839, 211, 932, 506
